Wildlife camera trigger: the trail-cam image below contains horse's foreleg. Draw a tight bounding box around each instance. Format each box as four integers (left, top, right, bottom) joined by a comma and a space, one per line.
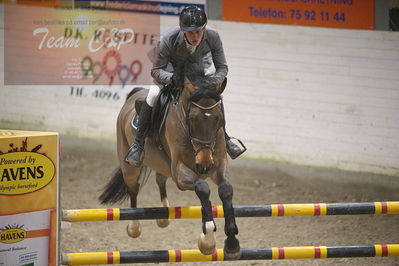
126, 185, 141, 238
155, 173, 170, 228
218, 181, 241, 260
195, 179, 216, 255
174, 162, 215, 255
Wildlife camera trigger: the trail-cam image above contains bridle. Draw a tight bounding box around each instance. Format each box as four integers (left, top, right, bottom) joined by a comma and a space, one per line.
191, 100, 220, 110
177, 99, 223, 155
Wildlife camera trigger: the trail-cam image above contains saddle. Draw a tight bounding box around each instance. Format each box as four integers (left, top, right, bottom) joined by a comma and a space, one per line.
131, 84, 177, 138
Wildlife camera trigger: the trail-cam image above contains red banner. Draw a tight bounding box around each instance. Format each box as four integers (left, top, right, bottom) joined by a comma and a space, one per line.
223, 0, 374, 30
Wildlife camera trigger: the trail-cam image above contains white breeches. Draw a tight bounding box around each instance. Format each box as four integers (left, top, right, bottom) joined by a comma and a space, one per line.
146, 85, 161, 107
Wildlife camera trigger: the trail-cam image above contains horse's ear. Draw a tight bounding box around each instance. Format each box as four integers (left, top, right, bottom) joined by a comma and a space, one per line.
184, 77, 197, 94
216, 77, 227, 95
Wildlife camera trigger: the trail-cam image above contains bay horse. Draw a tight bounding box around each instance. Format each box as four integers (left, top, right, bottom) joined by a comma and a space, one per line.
99, 77, 240, 259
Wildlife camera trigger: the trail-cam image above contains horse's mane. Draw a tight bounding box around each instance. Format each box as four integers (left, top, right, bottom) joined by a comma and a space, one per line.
189, 88, 220, 103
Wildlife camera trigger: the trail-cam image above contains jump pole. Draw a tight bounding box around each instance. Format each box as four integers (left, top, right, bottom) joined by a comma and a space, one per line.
62, 201, 399, 222
62, 244, 399, 265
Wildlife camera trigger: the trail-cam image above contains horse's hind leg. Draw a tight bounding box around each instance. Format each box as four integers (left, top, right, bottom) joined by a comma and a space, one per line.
155, 173, 170, 228
126, 184, 141, 238
117, 121, 143, 238
121, 165, 142, 238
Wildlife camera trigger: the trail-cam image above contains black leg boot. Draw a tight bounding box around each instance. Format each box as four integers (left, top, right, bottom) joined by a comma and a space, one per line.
221, 100, 247, 160
124, 101, 152, 166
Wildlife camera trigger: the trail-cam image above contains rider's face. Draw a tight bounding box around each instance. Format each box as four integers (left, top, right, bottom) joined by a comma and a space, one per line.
183, 29, 205, 46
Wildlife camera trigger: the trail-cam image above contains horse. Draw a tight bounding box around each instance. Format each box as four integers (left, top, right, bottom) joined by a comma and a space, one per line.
98, 77, 241, 260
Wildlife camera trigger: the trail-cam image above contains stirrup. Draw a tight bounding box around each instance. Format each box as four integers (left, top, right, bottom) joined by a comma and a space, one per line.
226, 137, 247, 160
124, 143, 145, 166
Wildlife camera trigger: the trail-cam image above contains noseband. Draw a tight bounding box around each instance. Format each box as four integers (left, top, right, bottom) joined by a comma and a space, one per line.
178, 99, 222, 155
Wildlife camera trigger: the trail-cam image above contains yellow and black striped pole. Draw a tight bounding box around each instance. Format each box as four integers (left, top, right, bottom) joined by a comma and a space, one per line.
62, 201, 399, 222
62, 244, 399, 265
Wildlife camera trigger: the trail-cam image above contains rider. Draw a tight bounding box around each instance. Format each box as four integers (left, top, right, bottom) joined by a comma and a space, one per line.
125, 5, 246, 166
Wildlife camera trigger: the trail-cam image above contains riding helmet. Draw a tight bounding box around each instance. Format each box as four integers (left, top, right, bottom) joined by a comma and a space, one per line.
179, 6, 207, 31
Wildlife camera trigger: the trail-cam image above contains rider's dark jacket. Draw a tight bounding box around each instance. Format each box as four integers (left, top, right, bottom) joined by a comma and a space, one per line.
150, 26, 228, 87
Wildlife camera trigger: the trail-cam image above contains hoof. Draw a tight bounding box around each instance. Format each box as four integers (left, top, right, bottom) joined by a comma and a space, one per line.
198, 221, 216, 255
156, 218, 170, 228
223, 237, 241, 260
198, 233, 216, 255
126, 222, 141, 238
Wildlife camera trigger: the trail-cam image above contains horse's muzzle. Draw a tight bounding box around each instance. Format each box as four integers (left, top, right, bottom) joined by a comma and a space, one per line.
196, 163, 214, 174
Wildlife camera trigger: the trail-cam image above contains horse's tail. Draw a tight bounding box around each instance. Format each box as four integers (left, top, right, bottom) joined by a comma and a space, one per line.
98, 166, 152, 205
98, 167, 129, 204
126, 87, 146, 101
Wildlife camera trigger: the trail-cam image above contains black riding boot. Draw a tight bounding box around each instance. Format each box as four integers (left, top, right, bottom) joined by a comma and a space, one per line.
221, 101, 246, 160
124, 101, 152, 166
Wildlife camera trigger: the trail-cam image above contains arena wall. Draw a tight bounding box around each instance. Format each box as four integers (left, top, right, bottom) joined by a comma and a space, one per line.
1, 10, 398, 176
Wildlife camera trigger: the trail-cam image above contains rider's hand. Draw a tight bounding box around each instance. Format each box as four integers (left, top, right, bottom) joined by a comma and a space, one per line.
195, 74, 222, 90
206, 74, 223, 87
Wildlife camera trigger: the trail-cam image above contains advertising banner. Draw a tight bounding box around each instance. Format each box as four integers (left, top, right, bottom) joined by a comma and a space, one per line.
16, 0, 61, 7
4, 4, 160, 85
79, 0, 206, 16
0, 130, 59, 266
222, 0, 375, 30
